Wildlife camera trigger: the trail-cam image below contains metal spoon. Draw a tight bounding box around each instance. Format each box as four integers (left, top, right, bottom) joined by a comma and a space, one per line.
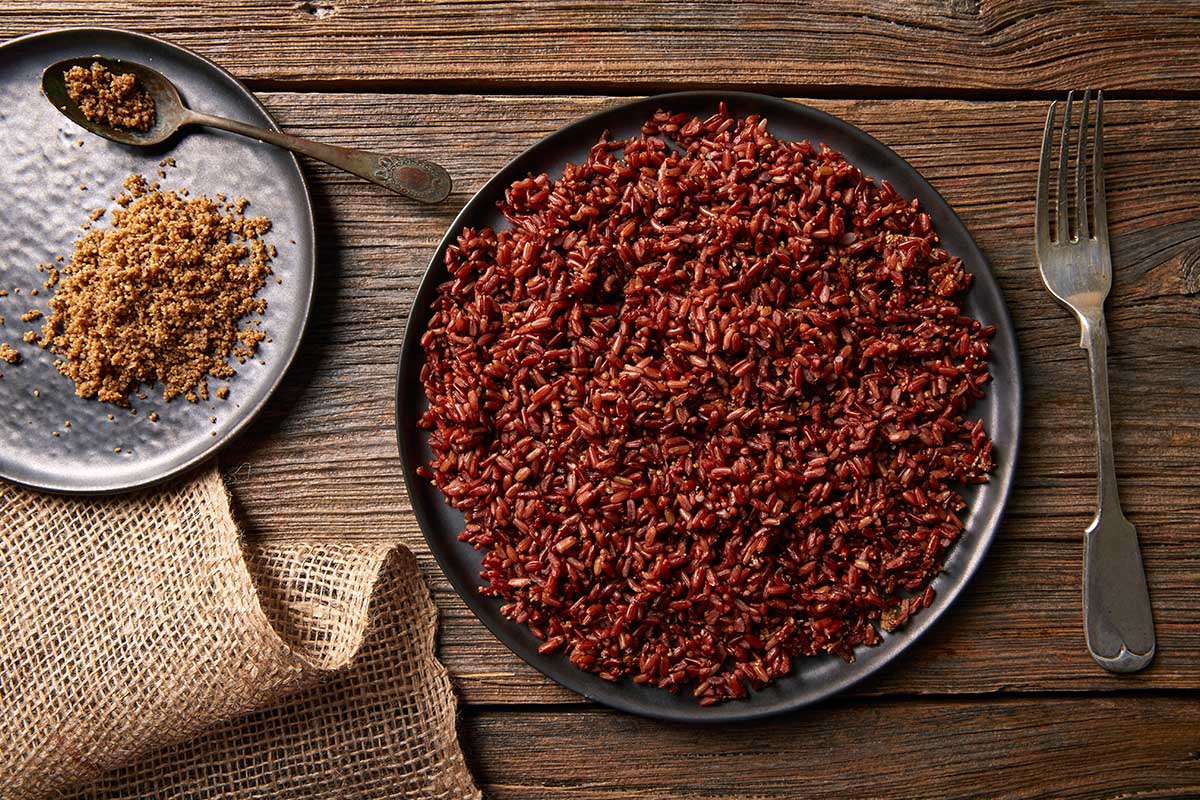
41, 56, 452, 204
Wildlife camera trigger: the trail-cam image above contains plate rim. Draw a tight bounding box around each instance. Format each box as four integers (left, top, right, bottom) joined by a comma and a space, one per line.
396, 90, 1022, 721
0, 26, 317, 494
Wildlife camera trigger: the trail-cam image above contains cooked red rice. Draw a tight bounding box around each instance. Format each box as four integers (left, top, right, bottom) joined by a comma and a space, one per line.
418, 104, 994, 704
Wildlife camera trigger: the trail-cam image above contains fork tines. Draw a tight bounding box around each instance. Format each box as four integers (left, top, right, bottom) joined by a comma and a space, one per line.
1036, 89, 1107, 249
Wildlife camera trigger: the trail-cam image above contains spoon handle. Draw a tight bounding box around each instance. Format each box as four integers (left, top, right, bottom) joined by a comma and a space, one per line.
185, 110, 451, 204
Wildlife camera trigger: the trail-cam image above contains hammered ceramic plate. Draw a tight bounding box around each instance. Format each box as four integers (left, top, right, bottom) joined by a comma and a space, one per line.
396, 92, 1021, 721
0, 28, 315, 493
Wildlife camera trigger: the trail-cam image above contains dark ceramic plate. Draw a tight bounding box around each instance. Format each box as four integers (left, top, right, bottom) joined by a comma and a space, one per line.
0, 28, 315, 493
396, 92, 1021, 722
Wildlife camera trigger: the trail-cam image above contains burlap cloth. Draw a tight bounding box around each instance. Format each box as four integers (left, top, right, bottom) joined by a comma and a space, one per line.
0, 465, 481, 800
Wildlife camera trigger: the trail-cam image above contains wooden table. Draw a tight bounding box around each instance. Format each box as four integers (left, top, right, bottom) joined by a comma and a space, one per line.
6, 3, 1199, 797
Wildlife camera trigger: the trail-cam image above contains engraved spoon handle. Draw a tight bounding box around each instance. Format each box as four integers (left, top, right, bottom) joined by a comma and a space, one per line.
185, 110, 451, 204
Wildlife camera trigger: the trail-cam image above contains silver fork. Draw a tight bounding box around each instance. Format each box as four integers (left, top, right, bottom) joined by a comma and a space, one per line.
1036, 90, 1155, 672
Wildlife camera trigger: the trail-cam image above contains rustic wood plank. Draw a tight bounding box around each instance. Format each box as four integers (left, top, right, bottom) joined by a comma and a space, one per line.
205, 94, 1200, 703
462, 697, 1200, 799
5, 1, 1200, 93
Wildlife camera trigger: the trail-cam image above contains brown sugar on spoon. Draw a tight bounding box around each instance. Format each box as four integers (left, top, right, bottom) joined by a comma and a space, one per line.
39, 174, 273, 406
63, 61, 156, 132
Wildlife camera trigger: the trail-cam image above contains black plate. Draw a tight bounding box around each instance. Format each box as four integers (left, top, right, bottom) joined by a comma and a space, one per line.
0, 28, 315, 493
396, 92, 1021, 721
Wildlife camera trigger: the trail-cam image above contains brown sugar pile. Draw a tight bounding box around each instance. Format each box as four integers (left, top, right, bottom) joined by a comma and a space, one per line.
63, 62, 156, 132
39, 174, 273, 405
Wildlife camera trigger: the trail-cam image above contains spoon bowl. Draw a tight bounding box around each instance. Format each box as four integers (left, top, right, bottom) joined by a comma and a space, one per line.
42, 57, 187, 146
41, 56, 451, 203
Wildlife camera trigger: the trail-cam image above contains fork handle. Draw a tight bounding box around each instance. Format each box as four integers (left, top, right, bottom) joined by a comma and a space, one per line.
1080, 316, 1155, 672
1081, 316, 1120, 516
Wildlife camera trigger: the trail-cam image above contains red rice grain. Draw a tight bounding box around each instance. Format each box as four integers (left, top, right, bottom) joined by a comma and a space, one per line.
418, 104, 994, 704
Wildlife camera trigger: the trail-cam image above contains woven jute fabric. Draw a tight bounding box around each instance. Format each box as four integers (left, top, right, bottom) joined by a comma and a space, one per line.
0, 465, 481, 800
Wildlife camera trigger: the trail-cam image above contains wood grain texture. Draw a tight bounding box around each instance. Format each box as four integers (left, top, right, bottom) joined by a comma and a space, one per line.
3, 1, 1200, 92
197, 94, 1200, 704
3, 3, 1196, 792
464, 697, 1200, 799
